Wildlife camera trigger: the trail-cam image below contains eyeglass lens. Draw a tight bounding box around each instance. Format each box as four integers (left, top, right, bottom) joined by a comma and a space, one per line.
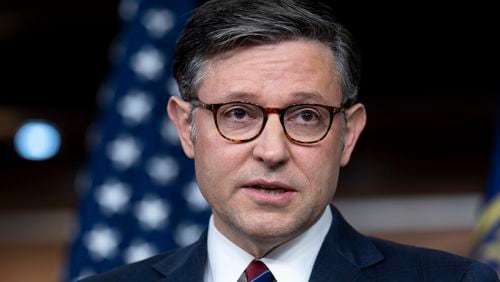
215, 102, 332, 143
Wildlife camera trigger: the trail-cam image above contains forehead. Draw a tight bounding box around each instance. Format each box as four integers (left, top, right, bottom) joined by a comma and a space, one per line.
199, 40, 341, 105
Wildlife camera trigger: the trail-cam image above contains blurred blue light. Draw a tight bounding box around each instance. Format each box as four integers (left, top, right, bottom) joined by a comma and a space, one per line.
14, 120, 61, 161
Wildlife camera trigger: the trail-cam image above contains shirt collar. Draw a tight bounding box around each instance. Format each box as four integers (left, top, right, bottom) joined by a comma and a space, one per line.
205, 206, 332, 282
205, 216, 254, 282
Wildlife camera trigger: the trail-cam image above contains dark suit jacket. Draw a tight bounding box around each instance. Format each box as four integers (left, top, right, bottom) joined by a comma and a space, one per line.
82, 206, 499, 281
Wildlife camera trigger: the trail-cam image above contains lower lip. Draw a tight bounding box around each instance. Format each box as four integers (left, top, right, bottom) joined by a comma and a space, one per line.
242, 186, 296, 205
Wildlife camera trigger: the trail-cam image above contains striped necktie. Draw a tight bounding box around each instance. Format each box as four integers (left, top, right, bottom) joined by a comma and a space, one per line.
245, 260, 275, 282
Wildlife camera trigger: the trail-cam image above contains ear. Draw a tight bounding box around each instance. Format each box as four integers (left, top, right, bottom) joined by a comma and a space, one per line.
340, 103, 366, 167
167, 96, 195, 159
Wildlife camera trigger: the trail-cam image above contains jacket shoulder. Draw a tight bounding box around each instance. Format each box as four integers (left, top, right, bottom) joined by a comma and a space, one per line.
79, 253, 171, 282
365, 237, 499, 281
79, 233, 207, 282
80, 252, 178, 282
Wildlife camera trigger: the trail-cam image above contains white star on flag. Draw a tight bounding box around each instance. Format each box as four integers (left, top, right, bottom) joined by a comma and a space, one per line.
95, 180, 132, 214
134, 196, 170, 230
83, 225, 121, 260
124, 240, 158, 263
117, 90, 154, 126
174, 222, 204, 247
183, 181, 210, 212
146, 155, 179, 185
106, 135, 142, 170
142, 9, 175, 38
130, 47, 165, 80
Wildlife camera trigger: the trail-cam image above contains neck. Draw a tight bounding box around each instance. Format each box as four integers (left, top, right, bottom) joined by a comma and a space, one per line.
212, 216, 320, 258
213, 220, 303, 258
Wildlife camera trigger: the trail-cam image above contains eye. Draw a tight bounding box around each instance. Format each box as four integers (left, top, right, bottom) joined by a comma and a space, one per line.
298, 110, 316, 122
230, 108, 248, 120
287, 107, 322, 125
219, 103, 260, 122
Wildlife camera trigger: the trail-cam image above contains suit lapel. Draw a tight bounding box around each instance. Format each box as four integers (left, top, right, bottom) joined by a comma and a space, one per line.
153, 231, 208, 282
310, 206, 384, 282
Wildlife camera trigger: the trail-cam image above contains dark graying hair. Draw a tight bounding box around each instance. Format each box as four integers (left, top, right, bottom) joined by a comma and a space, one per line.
173, 0, 361, 107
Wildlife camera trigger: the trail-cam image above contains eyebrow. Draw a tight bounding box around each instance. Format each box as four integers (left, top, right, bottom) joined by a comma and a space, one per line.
289, 91, 329, 104
219, 91, 330, 105
218, 91, 257, 102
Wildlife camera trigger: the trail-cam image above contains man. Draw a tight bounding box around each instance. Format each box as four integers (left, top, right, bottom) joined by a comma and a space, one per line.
83, 0, 499, 281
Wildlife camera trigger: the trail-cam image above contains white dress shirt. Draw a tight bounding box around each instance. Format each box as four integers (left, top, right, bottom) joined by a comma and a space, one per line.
204, 206, 333, 282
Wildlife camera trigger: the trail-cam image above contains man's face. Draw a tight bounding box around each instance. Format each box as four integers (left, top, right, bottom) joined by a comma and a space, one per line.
168, 40, 365, 255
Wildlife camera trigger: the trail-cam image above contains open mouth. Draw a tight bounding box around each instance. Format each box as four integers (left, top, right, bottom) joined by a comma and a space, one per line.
251, 185, 288, 195
243, 180, 296, 204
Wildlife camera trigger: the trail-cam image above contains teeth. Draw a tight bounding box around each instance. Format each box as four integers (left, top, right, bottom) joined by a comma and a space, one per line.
254, 187, 286, 195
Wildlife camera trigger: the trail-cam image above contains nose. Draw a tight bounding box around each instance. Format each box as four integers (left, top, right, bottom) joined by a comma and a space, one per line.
251, 114, 290, 167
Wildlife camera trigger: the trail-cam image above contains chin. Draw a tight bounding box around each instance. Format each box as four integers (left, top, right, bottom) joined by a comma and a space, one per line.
241, 220, 302, 242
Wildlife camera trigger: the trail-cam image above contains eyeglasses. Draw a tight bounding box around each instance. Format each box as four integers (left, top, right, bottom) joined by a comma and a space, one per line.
190, 99, 344, 144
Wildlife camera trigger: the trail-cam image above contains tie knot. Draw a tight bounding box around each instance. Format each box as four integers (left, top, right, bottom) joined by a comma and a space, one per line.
245, 260, 274, 282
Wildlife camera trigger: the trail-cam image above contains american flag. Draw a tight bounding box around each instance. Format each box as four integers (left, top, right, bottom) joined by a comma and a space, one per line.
475, 108, 500, 274
64, 0, 210, 280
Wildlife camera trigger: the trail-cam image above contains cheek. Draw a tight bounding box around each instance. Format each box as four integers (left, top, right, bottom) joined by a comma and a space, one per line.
193, 124, 248, 188
194, 140, 252, 208
295, 142, 341, 195
311, 156, 340, 203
